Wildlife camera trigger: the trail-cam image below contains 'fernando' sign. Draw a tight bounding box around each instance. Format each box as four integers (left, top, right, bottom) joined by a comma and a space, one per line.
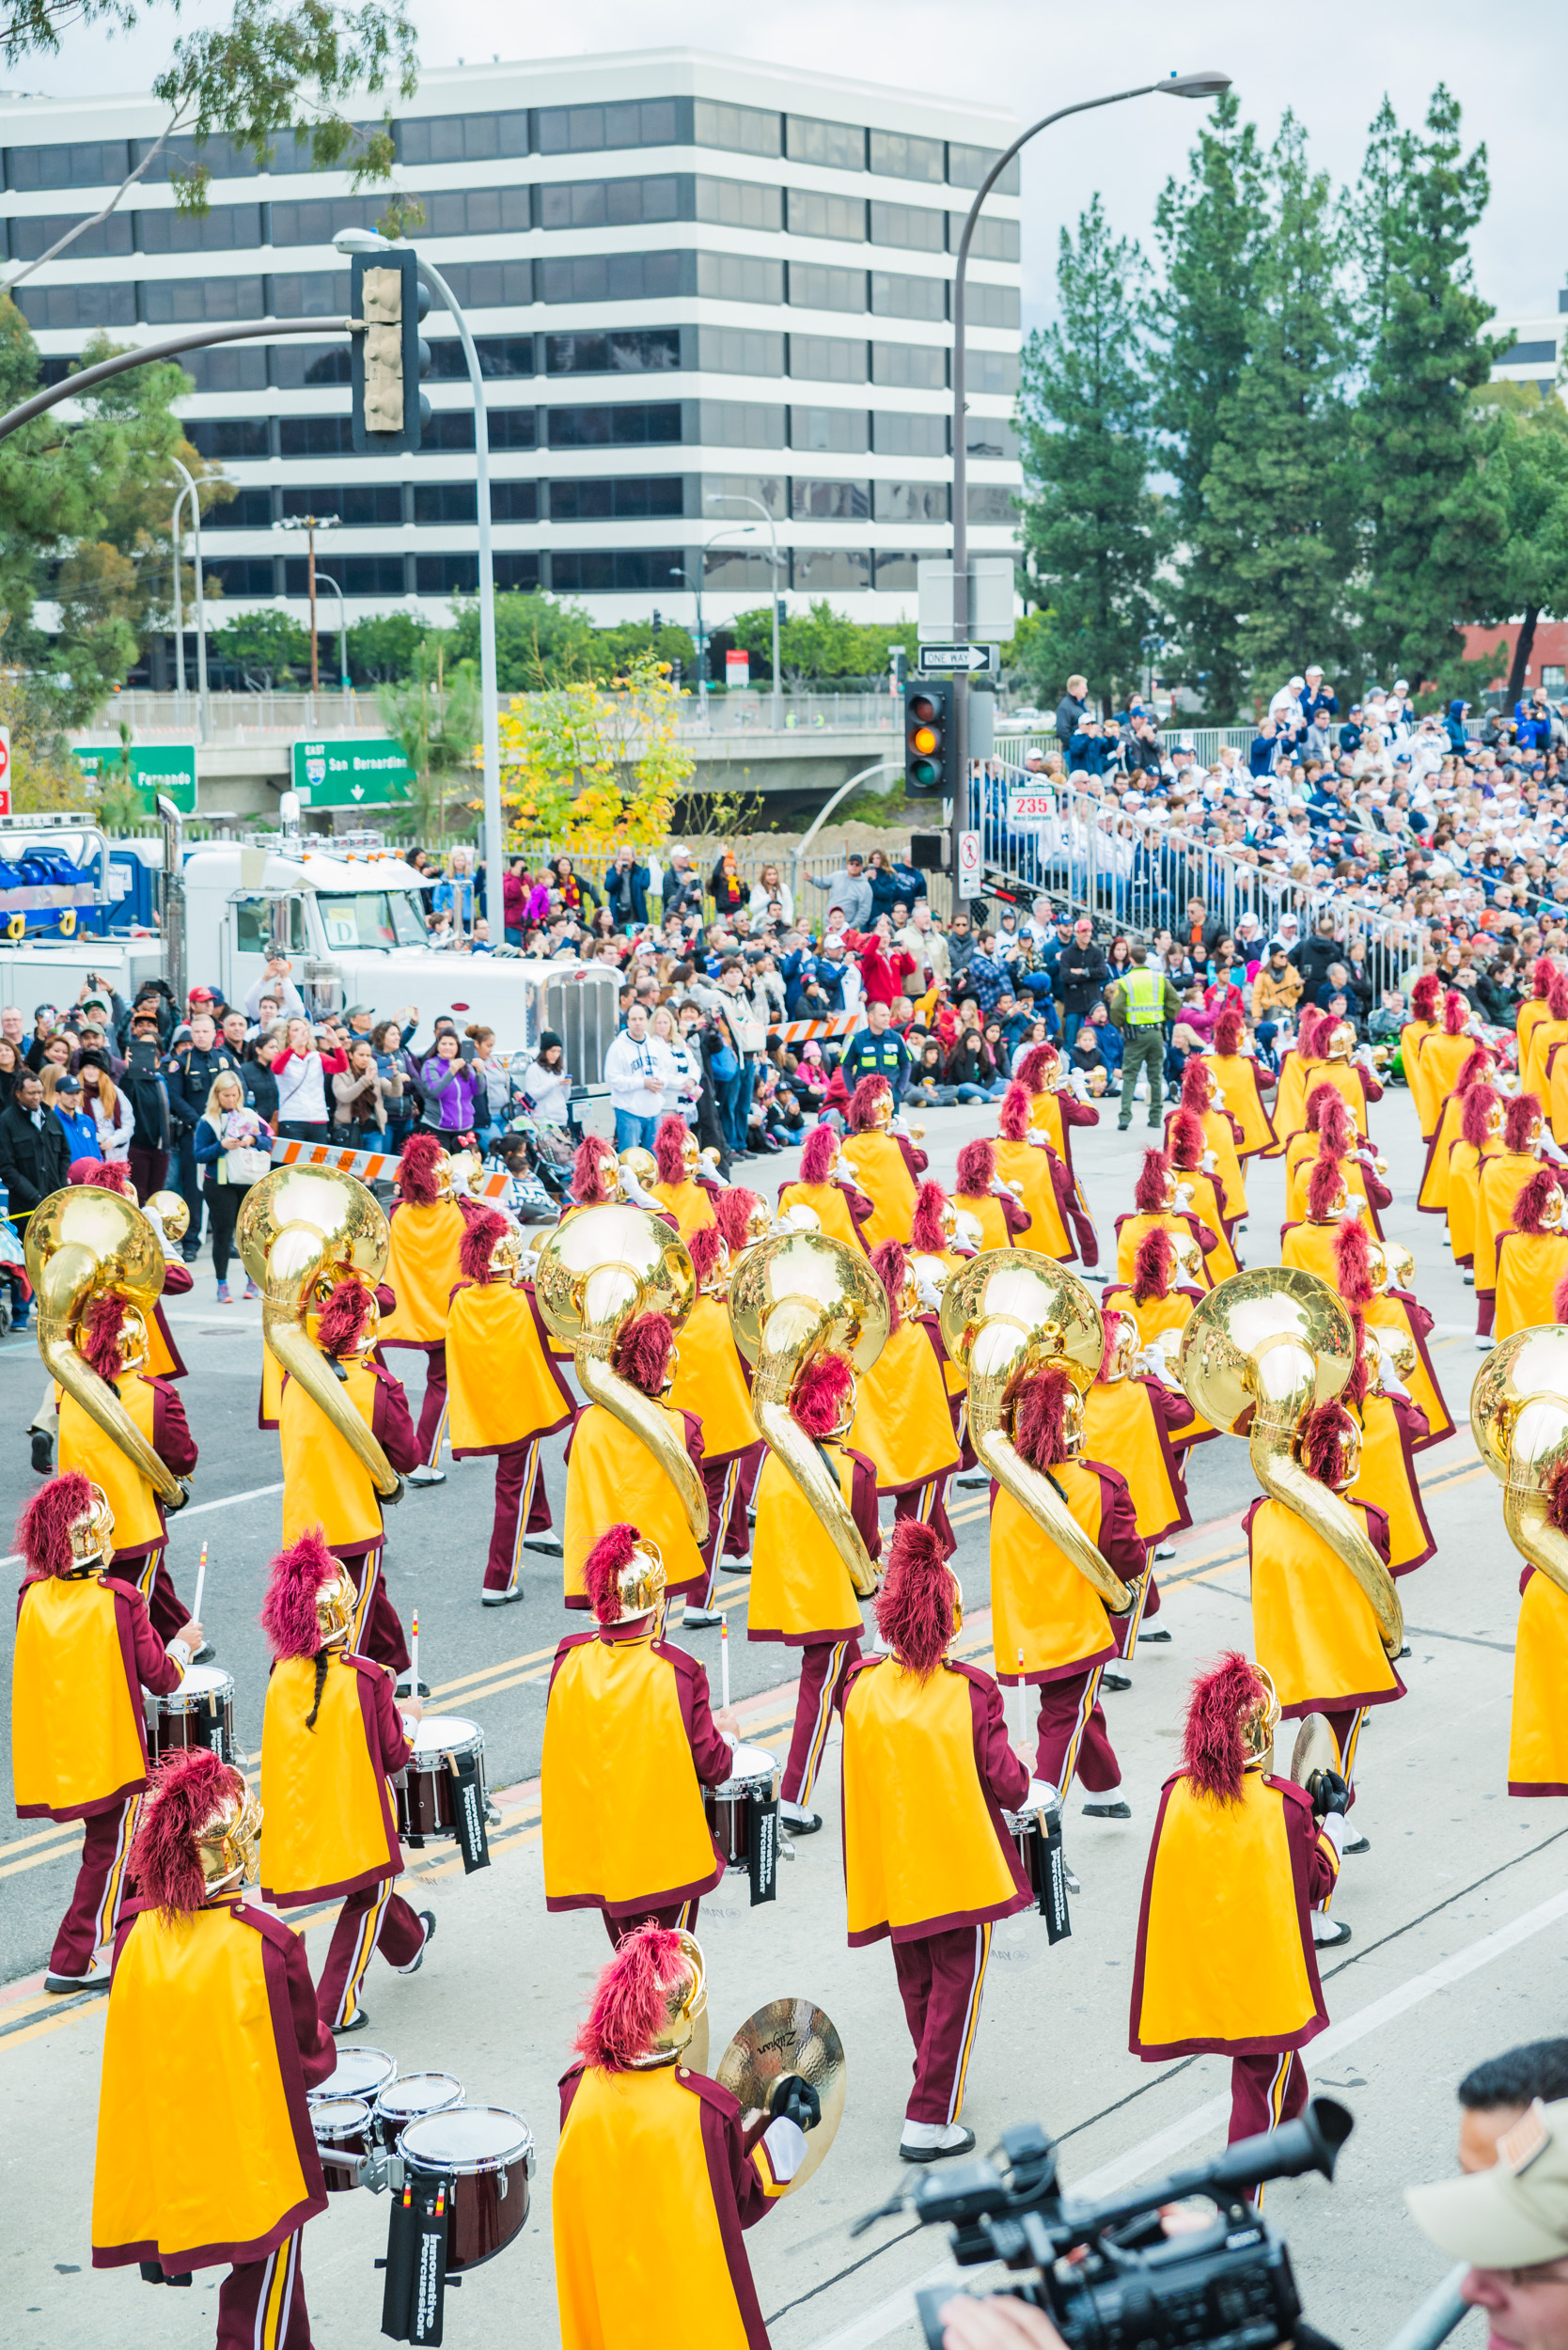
71, 740, 197, 815
292, 737, 416, 807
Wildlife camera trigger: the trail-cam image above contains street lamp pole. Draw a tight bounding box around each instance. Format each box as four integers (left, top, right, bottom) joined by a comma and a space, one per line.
169, 456, 212, 743
947, 67, 1231, 886
670, 527, 758, 723
705, 492, 783, 729
279, 512, 340, 692
313, 570, 352, 694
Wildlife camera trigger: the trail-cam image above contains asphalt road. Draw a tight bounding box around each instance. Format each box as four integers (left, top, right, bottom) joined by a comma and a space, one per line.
1, 1073, 1547, 2350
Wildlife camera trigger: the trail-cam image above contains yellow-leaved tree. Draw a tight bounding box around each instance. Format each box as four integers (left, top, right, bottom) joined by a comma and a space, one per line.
494, 652, 694, 851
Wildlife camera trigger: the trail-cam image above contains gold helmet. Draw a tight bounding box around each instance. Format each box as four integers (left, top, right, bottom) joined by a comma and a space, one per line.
1168, 1226, 1205, 1285
197, 1778, 265, 1894
306, 1273, 382, 1357
630, 1929, 709, 2070
586, 1525, 668, 1635
1383, 1238, 1416, 1291
952, 1208, 984, 1253
314, 1561, 358, 1647
69, 1480, 117, 1573
1242, 1663, 1282, 1770
695, 1235, 732, 1297
1099, 1310, 1138, 1385
83, 1299, 150, 1376
619, 1146, 658, 1193
1325, 1021, 1357, 1062
488, 1224, 532, 1284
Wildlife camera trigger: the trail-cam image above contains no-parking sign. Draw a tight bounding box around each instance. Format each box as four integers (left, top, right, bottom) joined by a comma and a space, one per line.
0, 725, 10, 816
957, 828, 983, 901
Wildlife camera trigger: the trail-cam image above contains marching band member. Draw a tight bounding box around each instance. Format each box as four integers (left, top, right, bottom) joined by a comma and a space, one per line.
1314, 1016, 1385, 1134
1476, 1095, 1560, 1346
1115, 1149, 1215, 1289
568, 1134, 622, 1214
447, 1206, 574, 1606
1285, 1094, 1390, 1237
1416, 993, 1486, 1177
996, 1083, 1096, 1265
1165, 1109, 1240, 1278
258, 1529, 434, 2033
65, 1160, 196, 1386
651, 1115, 720, 1240
1495, 1172, 1568, 1342
1504, 1272, 1568, 1799
988, 1362, 1144, 1817
1244, 1397, 1402, 1929
848, 1241, 960, 1549
563, 1309, 709, 1616
56, 1292, 197, 1649
1168, 1058, 1247, 1219
1341, 1313, 1435, 1579
90, 1747, 336, 2343
776, 1121, 872, 1250
910, 1183, 977, 1455
1266, 1007, 1331, 1150
1544, 1024, 1568, 1149
1399, 972, 1445, 1138
1417, 1037, 1496, 1219
1513, 955, 1560, 1096
839, 1521, 1031, 2163
1014, 1042, 1099, 1187
1281, 1152, 1367, 1284
1085, 1309, 1194, 1557
950, 1137, 1031, 1252
554, 1922, 814, 2349
713, 1182, 769, 1262
378, 1132, 472, 1485
12, 1473, 199, 1997
1445, 1083, 1502, 1278
1129, 1653, 1344, 2149
1200, 1006, 1277, 1160
1101, 1227, 1209, 1403
277, 1275, 416, 1671
1522, 969, 1568, 1104
669, 1225, 764, 1623
839, 1075, 927, 1247
542, 1523, 740, 1945
1338, 1224, 1452, 1450
749, 1352, 882, 1834
1283, 1087, 1361, 1218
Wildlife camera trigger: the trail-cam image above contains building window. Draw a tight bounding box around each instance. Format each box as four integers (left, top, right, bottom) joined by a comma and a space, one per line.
946, 145, 1021, 194
967, 483, 1017, 524
265, 121, 384, 177
285, 555, 406, 597
553, 547, 687, 592
792, 547, 871, 590
494, 553, 541, 589
785, 116, 865, 172
539, 174, 680, 229
695, 175, 782, 232
435, 260, 535, 310
950, 212, 1020, 262
187, 417, 272, 460
8, 210, 133, 262
426, 335, 534, 381
702, 546, 777, 593
871, 342, 947, 390
869, 129, 944, 184
964, 281, 1021, 330
549, 401, 682, 447
270, 342, 352, 387
133, 204, 262, 254
873, 409, 949, 458
277, 416, 354, 457
789, 403, 870, 454
969, 350, 1020, 397
699, 470, 787, 519
695, 326, 784, 378
966, 418, 1020, 462
788, 261, 867, 314
788, 333, 869, 384
270, 195, 387, 247
540, 250, 684, 304
694, 252, 785, 305
397, 110, 530, 165
1500, 339, 1558, 366
536, 100, 680, 154
792, 478, 870, 521
171, 344, 270, 393
873, 479, 949, 523
870, 201, 945, 254
265, 272, 347, 318
422, 185, 533, 238
417, 410, 476, 453
550, 475, 685, 520
283, 483, 402, 526
491, 481, 539, 523
6, 138, 133, 190
209, 488, 274, 529
490, 408, 540, 450
692, 99, 781, 158
414, 483, 478, 526
548, 327, 682, 375
16, 279, 136, 329
871, 271, 947, 322
873, 550, 923, 590
205, 557, 278, 596
697, 400, 787, 449
786, 189, 866, 243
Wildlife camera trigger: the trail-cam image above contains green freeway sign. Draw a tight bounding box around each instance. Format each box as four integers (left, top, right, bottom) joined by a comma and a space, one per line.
71, 740, 197, 814
292, 737, 416, 807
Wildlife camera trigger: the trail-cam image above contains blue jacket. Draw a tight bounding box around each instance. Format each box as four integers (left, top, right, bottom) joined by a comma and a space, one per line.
604, 860, 651, 928
1066, 728, 1111, 776
52, 1104, 99, 1161
782, 949, 849, 1019
1445, 700, 1468, 752
1248, 735, 1279, 777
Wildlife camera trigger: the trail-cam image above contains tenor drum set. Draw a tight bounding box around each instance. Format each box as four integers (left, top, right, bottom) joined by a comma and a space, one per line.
307, 2056, 535, 2277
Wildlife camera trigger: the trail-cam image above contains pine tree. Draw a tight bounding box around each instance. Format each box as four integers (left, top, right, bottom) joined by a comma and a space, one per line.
1468, 387, 1568, 705
1016, 196, 1169, 713
1349, 86, 1507, 692
1152, 90, 1267, 722
1201, 114, 1355, 702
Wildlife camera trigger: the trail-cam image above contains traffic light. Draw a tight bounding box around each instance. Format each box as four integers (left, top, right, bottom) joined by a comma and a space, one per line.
350, 248, 431, 455
904, 679, 952, 794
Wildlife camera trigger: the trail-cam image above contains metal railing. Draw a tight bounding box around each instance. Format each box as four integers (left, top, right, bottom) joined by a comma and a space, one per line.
993, 724, 1263, 770
86, 686, 906, 744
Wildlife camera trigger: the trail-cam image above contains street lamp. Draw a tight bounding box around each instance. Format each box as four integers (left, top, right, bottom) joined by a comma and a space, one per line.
313, 570, 352, 695
334, 224, 503, 894
168, 455, 212, 742
670, 525, 761, 720
278, 511, 340, 692
949, 66, 1231, 884
705, 492, 783, 730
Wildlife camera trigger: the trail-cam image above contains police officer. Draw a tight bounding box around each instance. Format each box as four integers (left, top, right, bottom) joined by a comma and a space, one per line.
838, 999, 913, 1099
162, 1001, 240, 1260
1109, 945, 1182, 1134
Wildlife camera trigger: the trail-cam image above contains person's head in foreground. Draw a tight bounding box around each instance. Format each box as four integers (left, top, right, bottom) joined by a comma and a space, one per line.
1408, 2076, 1568, 2348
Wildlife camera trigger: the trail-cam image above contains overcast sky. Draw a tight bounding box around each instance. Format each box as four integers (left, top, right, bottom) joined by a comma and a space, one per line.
26, 0, 1564, 336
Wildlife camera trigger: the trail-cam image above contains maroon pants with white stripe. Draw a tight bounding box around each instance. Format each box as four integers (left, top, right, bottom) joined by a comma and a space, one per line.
315, 1882, 426, 2029
781, 1635, 862, 1808
891, 1922, 994, 2125
50, 1796, 139, 1978
336, 1543, 409, 1676
481, 1439, 553, 1592
699, 1450, 753, 1590
1033, 1667, 1121, 1795
215, 2228, 310, 2350
413, 1341, 448, 1465
892, 1480, 955, 1554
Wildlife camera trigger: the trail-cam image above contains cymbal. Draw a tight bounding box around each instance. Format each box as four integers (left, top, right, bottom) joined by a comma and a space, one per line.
1288, 1713, 1338, 1789
715, 1998, 846, 2195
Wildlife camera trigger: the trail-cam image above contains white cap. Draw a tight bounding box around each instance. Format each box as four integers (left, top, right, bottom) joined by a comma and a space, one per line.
1288, 675, 1305, 690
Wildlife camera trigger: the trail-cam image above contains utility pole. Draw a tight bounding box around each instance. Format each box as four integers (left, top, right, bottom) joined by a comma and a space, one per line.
279, 512, 340, 691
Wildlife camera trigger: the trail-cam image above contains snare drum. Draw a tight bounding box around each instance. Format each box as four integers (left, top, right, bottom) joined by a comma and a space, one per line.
373, 2072, 464, 2147
396, 1716, 487, 1841
311, 2046, 397, 2107
1003, 1779, 1066, 1925
311, 2096, 371, 2192
398, 2107, 535, 2273
149, 1664, 236, 1763
703, 1742, 777, 1870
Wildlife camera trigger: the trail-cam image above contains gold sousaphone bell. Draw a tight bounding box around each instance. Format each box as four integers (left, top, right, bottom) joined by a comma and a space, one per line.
1472, 1325, 1568, 1601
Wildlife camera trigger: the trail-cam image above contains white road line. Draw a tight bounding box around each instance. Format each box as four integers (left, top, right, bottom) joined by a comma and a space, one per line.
0, 1480, 286, 1570
808, 1881, 1568, 2349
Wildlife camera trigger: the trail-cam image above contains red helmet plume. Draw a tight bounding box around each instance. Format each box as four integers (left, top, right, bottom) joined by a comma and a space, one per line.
133, 1748, 245, 1919
16, 1471, 97, 1578
1342, 1308, 1370, 1411
584, 1523, 640, 1622
1551, 977, 1568, 1025
1513, 1168, 1563, 1236
874, 1519, 955, 1678
870, 1239, 906, 1333
571, 1135, 619, 1207
1296, 1008, 1327, 1059
79, 1291, 128, 1381
1307, 1151, 1346, 1220
316, 1276, 372, 1360
1180, 1058, 1213, 1113
459, 1207, 510, 1284
397, 1131, 447, 1205
997, 1082, 1030, 1141
1181, 1653, 1270, 1803
1168, 1109, 1206, 1170
686, 1224, 724, 1288
1555, 1268, 1568, 1324
1547, 1458, 1568, 1538
259, 1527, 339, 1660
1410, 973, 1442, 1021
611, 1311, 674, 1396
1011, 1364, 1074, 1470
574, 1921, 693, 2073
1214, 1006, 1246, 1056
653, 1116, 689, 1185
1131, 1227, 1175, 1303
1333, 1216, 1377, 1308
1534, 956, 1558, 1001
799, 1123, 838, 1185
1318, 1095, 1356, 1155
955, 1138, 996, 1195
1134, 1149, 1172, 1214
1304, 1080, 1340, 1135
910, 1182, 949, 1254
1456, 1045, 1494, 1095
713, 1187, 761, 1256
1300, 1400, 1356, 1488
1017, 1043, 1057, 1095
1461, 1085, 1499, 1148
1442, 990, 1468, 1037
792, 1352, 854, 1438
1504, 1093, 1543, 1153
848, 1074, 891, 1133
76, 1159, 133, 1193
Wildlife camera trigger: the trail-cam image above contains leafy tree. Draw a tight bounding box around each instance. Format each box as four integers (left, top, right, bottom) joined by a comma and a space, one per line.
1152, 89, 1267, 722
379, 641, 479, 847
728, 602, 917, 687
1467, 387, 1568, 705
497, 654, 694, 851
591, 618, 697, 681
448, 590, 599, 692
1015, 196, 1170, 713
347, 611, 429, 684
1200, 115, 1356, 704
210, 608, 308, 688
1347, 87, 1506, 692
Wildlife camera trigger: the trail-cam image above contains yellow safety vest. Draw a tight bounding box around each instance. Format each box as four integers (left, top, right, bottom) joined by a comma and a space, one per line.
1122, 968, 1165, 1026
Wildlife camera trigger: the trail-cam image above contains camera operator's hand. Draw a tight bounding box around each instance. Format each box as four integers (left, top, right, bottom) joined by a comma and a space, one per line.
938, 2296, 1065, 2350
767, 2073, 822, 2134
1308, 1767, 1350, 1820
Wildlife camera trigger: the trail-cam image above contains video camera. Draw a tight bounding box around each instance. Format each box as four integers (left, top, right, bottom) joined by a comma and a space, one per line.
890, 2095, 1353, 2350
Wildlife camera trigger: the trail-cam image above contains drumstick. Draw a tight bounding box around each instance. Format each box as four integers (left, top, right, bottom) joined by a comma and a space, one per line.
191, 1542, 208, 1628
720, 1616, 730, 1713
411, 1608, 419, 1697
1013, 1648, 1027, 1751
